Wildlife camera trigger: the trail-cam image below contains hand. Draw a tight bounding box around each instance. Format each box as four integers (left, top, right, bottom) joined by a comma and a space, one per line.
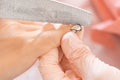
39, 27, 120, 80
39, 25, 83, 80
0, 19, 72, 80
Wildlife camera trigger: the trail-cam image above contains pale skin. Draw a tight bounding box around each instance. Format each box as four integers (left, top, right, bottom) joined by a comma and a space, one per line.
39, 25, 120, 80
0, 19, 120, 80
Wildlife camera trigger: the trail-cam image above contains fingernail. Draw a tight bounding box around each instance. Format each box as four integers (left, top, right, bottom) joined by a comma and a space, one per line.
61, 32, 83, 56
42, 23, 55, 31
56, 25, 73, 38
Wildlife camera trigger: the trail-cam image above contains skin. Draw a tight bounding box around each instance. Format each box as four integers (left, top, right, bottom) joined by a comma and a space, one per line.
39, 25, 120, 80
0, 19, 72, 80
0, 18, 120, 80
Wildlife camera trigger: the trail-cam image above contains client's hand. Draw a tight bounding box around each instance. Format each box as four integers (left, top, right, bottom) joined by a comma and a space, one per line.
39, 27, 120, 80
0, 19, 72, 80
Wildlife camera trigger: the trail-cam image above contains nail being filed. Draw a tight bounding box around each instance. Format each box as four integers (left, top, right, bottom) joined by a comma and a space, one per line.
70, 24, 82, 33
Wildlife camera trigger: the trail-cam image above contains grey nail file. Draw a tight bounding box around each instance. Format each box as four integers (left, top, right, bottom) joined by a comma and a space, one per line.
0, 0, 91, 26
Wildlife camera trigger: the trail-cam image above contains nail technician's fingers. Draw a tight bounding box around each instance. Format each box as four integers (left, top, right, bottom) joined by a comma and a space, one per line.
61, 32, 87, 77
65, 70, 82, 80
39, 48, 71, 80
61, 31, 85, 58
61, 32, 120, 80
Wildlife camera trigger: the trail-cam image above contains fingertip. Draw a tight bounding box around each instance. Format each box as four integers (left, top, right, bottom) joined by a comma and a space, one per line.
58, 24, 73, 35
62, 32, 80, 43
42, 23, 55, 31
61, 32, 82, 57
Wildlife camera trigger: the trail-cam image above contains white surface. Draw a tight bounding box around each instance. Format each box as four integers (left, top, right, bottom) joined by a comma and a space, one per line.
14, 60, 42, 80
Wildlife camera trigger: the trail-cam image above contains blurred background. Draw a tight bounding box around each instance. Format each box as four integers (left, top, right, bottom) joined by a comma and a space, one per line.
15, 0, 120, 80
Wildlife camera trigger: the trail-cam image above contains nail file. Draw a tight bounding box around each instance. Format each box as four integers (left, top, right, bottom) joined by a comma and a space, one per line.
0, 0, 92, 26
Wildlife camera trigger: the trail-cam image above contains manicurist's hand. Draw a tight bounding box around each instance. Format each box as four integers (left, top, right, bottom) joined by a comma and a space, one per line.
39, 27, 120, 80
0, 19, 72, 80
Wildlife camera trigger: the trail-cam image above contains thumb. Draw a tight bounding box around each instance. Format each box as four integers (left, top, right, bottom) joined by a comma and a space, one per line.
61, 32, 91, 77
61, 32, 120, 80
61, 31, 90, 62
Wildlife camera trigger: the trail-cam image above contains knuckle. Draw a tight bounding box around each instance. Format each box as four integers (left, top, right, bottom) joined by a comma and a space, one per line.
71, 44, 91, 61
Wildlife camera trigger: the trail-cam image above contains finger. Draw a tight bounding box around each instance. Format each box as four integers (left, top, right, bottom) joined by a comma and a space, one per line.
58, 47, 64, 62
39, 23, 62, 62
61, 31, 91, 77
65, 70, 82, 80
0, 19, 42, 40
60, 54, 71, 71
61, 32, 120, 80
58, 24, 73, 35
16, 19, 45, 31
39, 48, 70, 80
17, 20, 43, 32
42, 23, 55, 31
26, 24, 73, 57
0, 18, 42, 30
40, 23, 63, 62
16, 20, 41, 25
61, 31, 85, 59
38, 23, 55, 58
